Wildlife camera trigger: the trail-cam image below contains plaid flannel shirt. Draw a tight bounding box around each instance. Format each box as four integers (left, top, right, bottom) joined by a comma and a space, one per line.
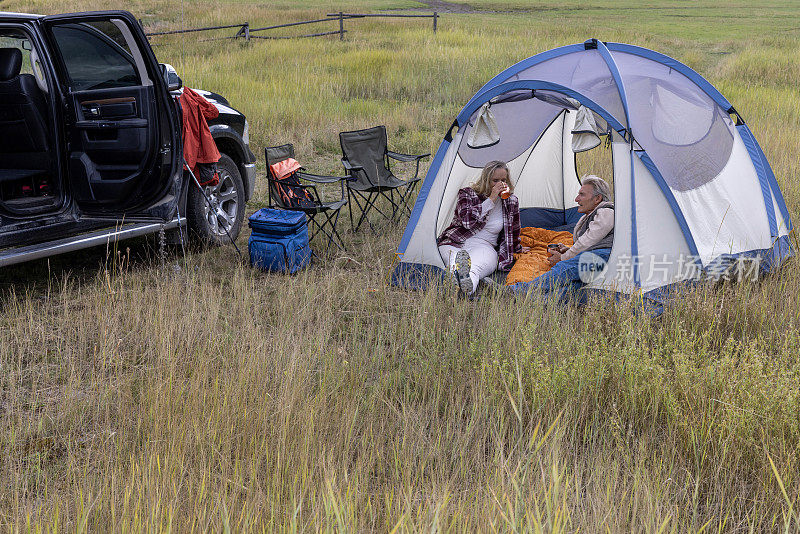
437, 187, 522, 271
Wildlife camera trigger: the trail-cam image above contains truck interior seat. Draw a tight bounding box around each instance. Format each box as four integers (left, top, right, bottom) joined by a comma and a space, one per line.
0, 47, 51, 184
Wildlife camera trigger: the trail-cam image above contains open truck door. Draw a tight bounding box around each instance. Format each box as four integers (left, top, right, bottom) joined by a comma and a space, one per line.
40, 11, 181, 220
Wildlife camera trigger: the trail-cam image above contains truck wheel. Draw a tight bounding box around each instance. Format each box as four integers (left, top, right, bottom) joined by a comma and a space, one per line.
187, 153, 245, 245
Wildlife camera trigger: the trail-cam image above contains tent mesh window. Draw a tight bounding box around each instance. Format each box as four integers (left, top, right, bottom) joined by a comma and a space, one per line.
614, 51, 734, 192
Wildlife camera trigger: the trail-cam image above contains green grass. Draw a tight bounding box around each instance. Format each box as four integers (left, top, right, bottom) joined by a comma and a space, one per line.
1, 0, 799, 531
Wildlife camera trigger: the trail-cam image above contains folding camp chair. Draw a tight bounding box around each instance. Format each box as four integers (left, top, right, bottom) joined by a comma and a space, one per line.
265, 144, 348, 251
339, 125, 429, 232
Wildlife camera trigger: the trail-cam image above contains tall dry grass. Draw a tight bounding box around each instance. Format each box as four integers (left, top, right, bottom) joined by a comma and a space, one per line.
1, 227, 799, 531
0, 0, 799, 531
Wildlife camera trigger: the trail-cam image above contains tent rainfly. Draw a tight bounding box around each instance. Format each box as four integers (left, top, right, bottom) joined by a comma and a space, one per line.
392, 39, 793, 305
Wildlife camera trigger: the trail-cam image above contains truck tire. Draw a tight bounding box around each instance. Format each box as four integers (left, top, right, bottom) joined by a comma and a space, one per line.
187, 153, 246, 246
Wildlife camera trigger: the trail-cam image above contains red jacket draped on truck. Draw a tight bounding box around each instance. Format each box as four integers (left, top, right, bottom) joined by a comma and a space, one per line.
179, 87, 220, 178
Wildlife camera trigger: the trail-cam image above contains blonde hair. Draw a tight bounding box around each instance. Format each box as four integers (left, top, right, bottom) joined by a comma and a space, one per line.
471, 160, 512, 198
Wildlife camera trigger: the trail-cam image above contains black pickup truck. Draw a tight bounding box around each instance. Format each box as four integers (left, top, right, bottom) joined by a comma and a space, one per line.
0, 9, 256, 266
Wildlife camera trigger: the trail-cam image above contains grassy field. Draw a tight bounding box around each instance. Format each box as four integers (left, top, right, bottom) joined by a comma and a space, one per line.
1, 0, 799, 531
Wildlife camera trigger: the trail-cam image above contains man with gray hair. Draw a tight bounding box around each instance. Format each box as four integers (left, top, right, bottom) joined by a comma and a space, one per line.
549, 174, 613, 265
512, 174, 614, 296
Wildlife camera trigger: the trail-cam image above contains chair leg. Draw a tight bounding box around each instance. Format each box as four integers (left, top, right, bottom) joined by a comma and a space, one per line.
307, 213, 322, 244
408, 182, 419, 214
357, 192, 381, 233
307, 212, 341, 253
316, 209, 346, 251
391, 188, 403, 220
350, 191, 367, 232
349, 188, 406, 233
364, 189, 393, 222
322, 209, 347, 252
331, 210, 346, 250
399, 181, 420, 217
376, 189, 402, 221
348, 188, 355, 232
349, 190, 377, 233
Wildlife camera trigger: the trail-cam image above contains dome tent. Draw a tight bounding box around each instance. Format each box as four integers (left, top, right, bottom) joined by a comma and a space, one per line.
392, 39, 793, 303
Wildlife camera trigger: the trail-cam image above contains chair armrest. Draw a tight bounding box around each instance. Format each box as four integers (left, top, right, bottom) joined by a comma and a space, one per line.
296, 171, 347, 184
387, 150, 431, 162
341, 159, 364, 173
341, 159, 364, 182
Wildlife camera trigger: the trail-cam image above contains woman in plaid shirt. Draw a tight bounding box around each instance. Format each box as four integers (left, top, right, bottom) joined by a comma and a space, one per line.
438, 160, 525, 295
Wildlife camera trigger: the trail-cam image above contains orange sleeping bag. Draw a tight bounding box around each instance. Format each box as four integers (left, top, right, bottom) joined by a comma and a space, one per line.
505, 227, 574, 286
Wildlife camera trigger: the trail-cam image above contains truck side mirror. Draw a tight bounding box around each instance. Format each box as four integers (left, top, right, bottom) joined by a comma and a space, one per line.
160, 63, 182, 92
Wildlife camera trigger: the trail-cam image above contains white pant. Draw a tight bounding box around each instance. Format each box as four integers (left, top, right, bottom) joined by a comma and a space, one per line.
439, 238, 499, 294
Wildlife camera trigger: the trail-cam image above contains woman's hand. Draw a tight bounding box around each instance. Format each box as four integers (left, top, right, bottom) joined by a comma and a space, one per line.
558, 244, 569, 254
489, 180, 507, 202
548, 250, 562, 266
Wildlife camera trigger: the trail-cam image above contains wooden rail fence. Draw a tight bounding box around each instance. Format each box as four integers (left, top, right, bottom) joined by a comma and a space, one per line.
144, 12, 439, 41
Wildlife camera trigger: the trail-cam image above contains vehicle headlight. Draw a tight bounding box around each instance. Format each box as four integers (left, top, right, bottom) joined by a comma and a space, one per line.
242, 119, 250, 145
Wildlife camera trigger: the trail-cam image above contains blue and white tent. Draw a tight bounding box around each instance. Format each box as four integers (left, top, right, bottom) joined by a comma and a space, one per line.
393, 39, 792, 300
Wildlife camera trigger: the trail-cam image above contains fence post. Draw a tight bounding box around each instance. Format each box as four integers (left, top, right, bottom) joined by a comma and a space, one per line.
433, 12, 438, 33
339, 12, 344, 41
244, 21, 250, 40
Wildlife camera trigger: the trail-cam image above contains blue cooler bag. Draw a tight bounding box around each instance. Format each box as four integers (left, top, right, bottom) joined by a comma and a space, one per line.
248, 209, 311, 274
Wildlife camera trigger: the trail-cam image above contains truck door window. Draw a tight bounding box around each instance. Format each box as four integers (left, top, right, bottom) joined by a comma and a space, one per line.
0, 34, 32, 70
50, 20, 151, 90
